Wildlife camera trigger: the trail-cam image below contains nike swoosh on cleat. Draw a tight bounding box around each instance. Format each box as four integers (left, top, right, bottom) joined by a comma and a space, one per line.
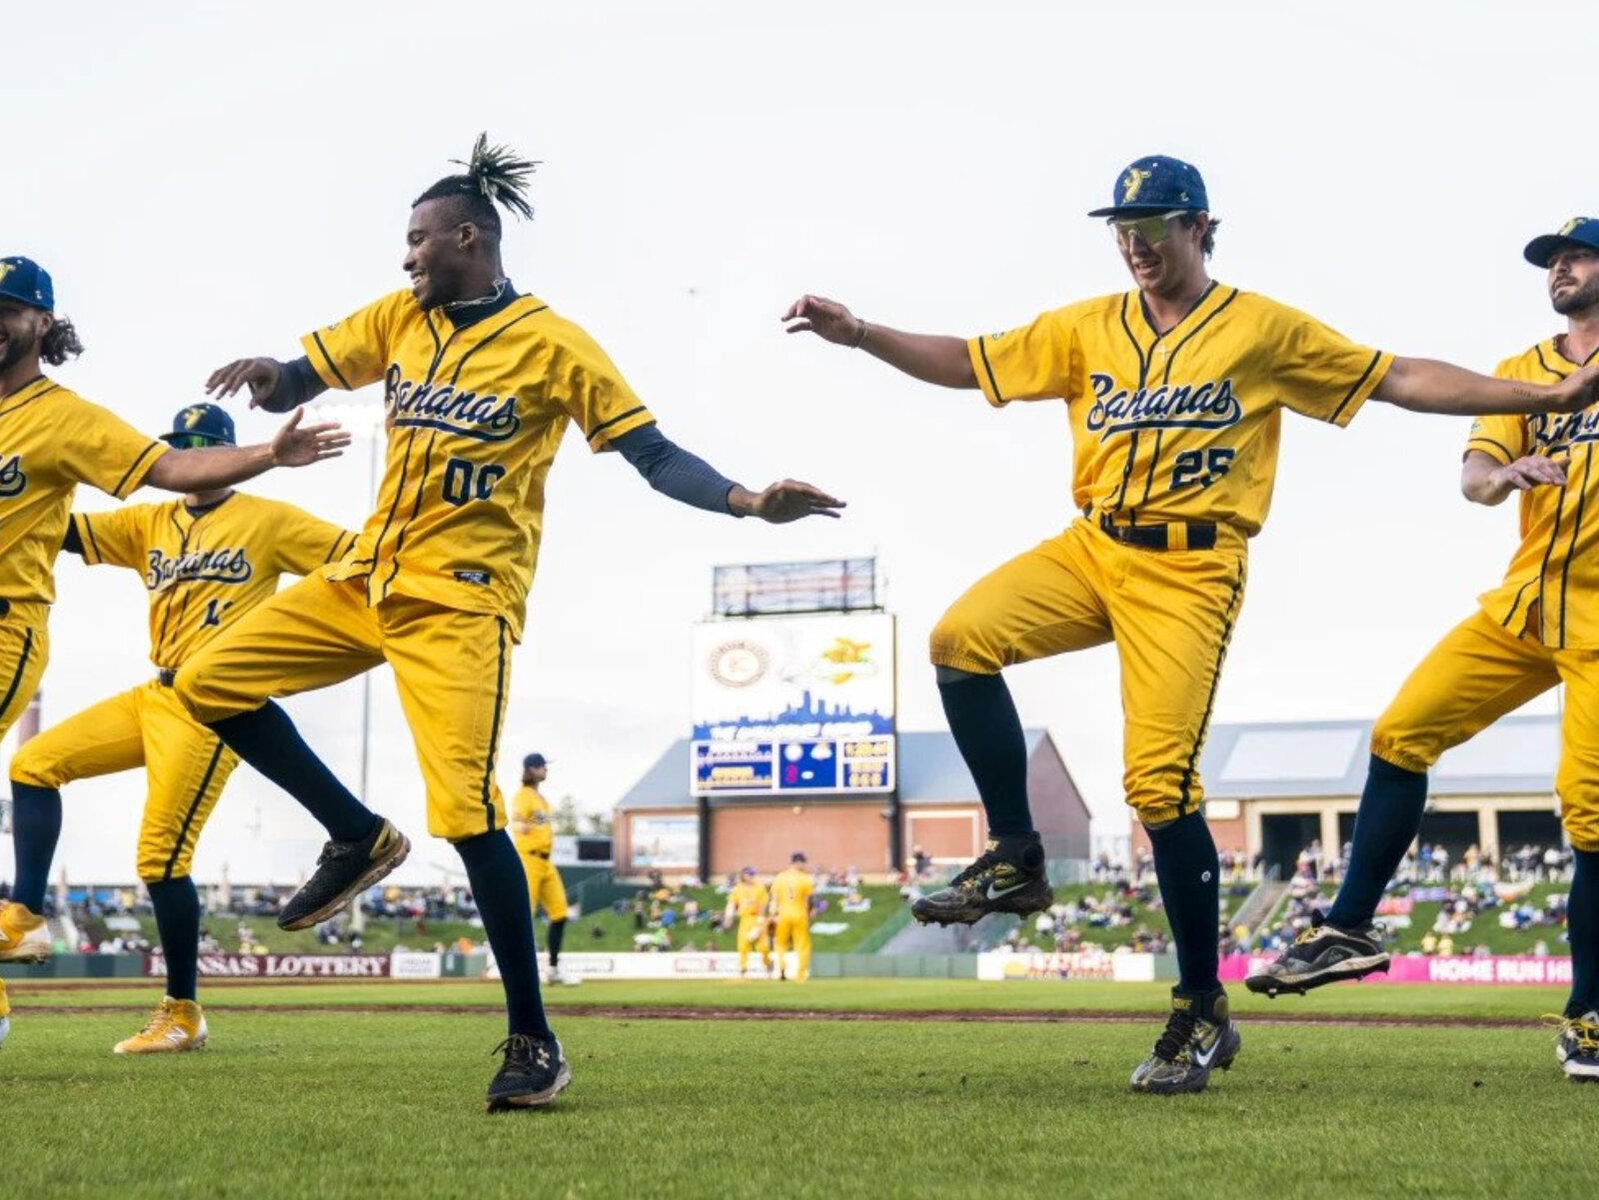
985, 880, 1034, 901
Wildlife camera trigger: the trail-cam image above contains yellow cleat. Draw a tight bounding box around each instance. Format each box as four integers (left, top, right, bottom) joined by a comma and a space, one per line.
0, 901, 51, 963
113, 997, 208, 1055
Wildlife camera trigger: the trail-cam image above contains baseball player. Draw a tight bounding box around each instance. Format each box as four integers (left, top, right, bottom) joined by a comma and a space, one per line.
508, 752, 576, 985
0, 258, 346, 1049
1, 403, 355, 1054
784, 156, 1599, 1094
175, 134, 843, 1109
1248, 218, 1599, 1081
723, 866, 772, 977
769, 852, 816, 982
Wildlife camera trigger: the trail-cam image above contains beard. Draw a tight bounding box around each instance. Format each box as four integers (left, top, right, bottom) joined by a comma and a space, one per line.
1552, 275, 1599, 316
0, 327, 38, 373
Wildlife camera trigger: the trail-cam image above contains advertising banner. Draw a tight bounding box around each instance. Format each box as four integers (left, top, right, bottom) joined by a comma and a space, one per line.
146, 953, 392, 978
691, 612, 895, 796
1219, 953, 1572, 986
977, 950, 1157, 983
630, 815, 701, 868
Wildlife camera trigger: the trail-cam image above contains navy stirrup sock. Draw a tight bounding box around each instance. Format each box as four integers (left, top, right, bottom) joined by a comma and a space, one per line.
547, 918, 566, 967
1567, 849, 1599, 1019
148, 877, 201, 1003
938, 672, 1035, 838
1325, 755, 1428, 930
208, 703, 378, 843
1148, 811, 1222, 994
456, 831, 552, 1039
9, 782, 62, 913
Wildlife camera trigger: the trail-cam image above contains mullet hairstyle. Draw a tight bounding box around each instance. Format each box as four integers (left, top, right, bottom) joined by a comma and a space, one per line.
40, 316, 84, 366
411, 132, 539, 236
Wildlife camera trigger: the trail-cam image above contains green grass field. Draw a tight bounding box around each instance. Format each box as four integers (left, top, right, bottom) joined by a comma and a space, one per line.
3, 976, 1593, 1200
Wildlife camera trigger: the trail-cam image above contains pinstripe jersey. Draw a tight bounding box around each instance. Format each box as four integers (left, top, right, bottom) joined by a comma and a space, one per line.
1467, 340, 1599, 649
72, 494, 356, 669
966, 284, 1393, 536
0, 377, 167, 605
303, 288, 655, 639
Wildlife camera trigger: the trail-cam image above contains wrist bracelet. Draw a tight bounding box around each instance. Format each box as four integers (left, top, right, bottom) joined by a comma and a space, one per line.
851, 320, 869, 349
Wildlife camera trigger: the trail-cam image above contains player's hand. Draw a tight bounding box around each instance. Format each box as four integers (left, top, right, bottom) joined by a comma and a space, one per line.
1491, 455, 1567, 492
782, 295, 866, 347
270, 408, 351, 467
1549, 361, 1599, 413
733, 480, 847, 523
206, 357, 282, 409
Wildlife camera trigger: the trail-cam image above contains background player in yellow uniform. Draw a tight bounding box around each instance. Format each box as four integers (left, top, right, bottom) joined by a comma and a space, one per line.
723, 867, 772, 977
1249, 218, 1599, 1081
508, 752, 577, 985
1, 403, 354, 1053
0, 257, 346, 1050
769, 852, 816, 982
784, 156, 1599, 1094
178, 135, 843, 1109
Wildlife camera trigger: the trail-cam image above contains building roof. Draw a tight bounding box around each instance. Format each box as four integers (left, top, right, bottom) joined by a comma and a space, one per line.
1198, 714, 1559, 800
616, 729, 1075, 811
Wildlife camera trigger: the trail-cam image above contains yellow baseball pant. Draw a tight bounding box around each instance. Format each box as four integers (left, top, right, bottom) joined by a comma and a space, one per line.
520, 853, 569, 922
174, 571, 511, 841
929, 518, 1247, 826
0, 601, 49, 745
773, 916, 811, 980
11, 680, 239, 882
1373, 608, 1599, 851
735, 917, 771, 972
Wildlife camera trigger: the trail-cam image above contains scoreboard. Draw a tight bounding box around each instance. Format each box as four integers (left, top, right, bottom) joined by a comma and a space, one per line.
690, 612, 896, 797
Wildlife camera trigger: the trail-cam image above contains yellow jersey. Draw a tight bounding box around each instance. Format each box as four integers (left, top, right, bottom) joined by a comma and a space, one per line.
770, 867, 815, 921
727, 881, 769, 920
72, 493, 357, 669
509, 784, 554, 856
967, 285, 1393, 536
0, 377, 167, 605
303, 288, 657, 639
1467, 339, 1599, 649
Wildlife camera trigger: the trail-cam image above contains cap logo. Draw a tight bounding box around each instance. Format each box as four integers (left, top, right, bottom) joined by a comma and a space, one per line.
1121, 168, 1152, 204
0, 263, 12, 287
181, 406, 206, 430
1560, 218, 1583, 237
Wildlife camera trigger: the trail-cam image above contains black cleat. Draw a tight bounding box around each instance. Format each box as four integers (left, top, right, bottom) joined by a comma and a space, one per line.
1129, 988, 1240, 1095
910, 838, 1051, 926
1245, 912, 1389, 997
277, 818, 411, 932
1551, 1012, 1599, 1082
487, 1034, 572, 1111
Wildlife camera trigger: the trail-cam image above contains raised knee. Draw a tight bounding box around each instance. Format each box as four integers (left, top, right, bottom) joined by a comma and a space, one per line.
929, 609, 1002, 674
10, 746, 57, 789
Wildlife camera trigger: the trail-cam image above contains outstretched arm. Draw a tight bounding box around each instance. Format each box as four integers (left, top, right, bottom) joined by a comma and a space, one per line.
206, 357, 330, 412
610, 424, 844, 522
142, 410, 349, 494
1461, 448, 1567, 506
783, 295, 977, 389
1374, 357, 1599, 416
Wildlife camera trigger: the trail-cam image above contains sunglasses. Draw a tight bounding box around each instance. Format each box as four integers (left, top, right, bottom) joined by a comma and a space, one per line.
1108, 210, 1189, 246
165, 433, 223, 450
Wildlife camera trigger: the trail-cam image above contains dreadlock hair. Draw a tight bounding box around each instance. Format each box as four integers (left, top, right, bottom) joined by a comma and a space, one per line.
40, 316, 84, 366
412, 133, 538, 241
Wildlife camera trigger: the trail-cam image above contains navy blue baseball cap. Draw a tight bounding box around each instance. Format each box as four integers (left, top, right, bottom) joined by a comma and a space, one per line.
1524, 218, 1599, 268
0, 257, 54, 311
1088, 156, 1209, 218
161, 403, 236, 447
523, 752, 549, 769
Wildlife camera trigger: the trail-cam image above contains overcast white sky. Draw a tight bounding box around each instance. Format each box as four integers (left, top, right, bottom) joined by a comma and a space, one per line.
2, 0, 1592, 884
